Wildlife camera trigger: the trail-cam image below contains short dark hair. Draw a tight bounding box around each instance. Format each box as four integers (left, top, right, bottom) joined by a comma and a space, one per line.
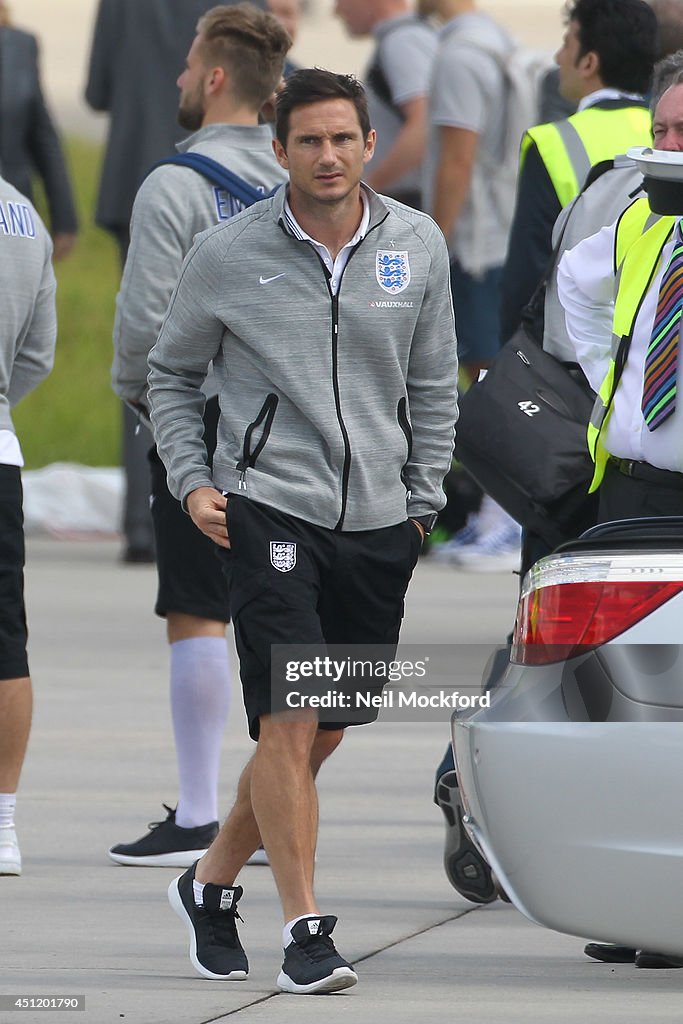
565, 0, 658, 94
275, 68, 371, 148
196, 4, 291, 110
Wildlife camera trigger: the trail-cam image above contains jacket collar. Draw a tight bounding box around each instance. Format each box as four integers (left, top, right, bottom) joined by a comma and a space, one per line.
272, 183, 390, 238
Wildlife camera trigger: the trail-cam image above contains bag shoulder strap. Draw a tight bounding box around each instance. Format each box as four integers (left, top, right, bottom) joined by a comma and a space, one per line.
151, 153, 275, 208
522, 157, 621, 340
366, 16, 425, 122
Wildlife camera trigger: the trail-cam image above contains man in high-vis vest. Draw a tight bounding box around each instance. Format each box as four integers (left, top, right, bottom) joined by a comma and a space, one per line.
500, 0, 657, 344
556, 78, 683, 970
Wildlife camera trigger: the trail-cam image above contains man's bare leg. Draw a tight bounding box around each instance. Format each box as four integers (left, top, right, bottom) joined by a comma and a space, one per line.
0, 677, 32, 791
197, 721, 343, 918
0, 677, 32, 874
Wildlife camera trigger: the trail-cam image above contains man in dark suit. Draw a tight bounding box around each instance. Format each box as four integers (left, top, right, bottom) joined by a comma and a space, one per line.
85, 0, 256, 563
0, 5, 78, 260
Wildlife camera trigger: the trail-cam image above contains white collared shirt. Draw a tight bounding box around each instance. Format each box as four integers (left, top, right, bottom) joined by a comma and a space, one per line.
0, 430, 22, 467
558, 216, 683, 472
577, 88, 646, 112
283, 190, 370, 296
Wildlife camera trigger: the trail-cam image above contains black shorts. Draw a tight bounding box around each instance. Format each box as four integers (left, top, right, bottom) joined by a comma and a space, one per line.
0, 465, 28, 680
219, 494, 422, 740
149, 397, 230, 622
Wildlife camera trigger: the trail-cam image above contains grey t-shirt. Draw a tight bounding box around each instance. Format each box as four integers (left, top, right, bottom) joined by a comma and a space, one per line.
423, 11, 514, 272
364, 14, 436, 198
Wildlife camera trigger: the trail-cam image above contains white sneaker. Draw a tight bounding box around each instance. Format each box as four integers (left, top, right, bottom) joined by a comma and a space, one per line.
451, 522, 522, 573
0, 826, 21, 875
431, 512, 480, 563
246, 845, 269, 866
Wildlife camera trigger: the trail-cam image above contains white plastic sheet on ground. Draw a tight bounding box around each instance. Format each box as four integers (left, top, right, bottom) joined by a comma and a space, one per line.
22, 463, 124, 537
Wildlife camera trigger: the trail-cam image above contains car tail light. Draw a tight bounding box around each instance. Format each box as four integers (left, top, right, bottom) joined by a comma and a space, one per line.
512, 573, 683, 666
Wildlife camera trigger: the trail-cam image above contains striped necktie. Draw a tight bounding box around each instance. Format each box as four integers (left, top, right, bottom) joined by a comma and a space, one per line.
642, 224, 683, 431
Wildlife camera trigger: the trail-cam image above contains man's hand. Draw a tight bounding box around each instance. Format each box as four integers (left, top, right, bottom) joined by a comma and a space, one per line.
186, 487, 230, 547
52, 232, 78, 261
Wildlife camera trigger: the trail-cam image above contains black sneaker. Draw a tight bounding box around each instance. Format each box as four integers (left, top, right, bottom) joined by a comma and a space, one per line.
277, 916, 357, 994
108, 805, 218, 867
168, 862, 248, 980
435, 771, 497, 904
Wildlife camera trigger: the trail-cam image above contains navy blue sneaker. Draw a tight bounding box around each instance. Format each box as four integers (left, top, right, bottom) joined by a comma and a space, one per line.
278, 916, 357, 994
168, 862, 248, 980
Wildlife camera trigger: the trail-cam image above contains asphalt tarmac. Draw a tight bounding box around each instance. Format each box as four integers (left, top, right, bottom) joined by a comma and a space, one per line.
2, 538, 682, 1024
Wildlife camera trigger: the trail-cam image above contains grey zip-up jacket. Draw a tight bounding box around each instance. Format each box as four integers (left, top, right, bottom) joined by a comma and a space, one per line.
0, 177, 56, 435
148, 185, 458, 532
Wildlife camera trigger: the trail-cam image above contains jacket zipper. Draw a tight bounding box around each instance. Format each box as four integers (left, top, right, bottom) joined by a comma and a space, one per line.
285, 211, 389, 529
236, 393, 279, 489
332, 218, 390, 528
330, 290, 353, 529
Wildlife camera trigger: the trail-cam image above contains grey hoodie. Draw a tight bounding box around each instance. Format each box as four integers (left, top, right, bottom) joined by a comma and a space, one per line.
148, 185, 458, 532
0, 177, 56, 435
112, 123, 287, 405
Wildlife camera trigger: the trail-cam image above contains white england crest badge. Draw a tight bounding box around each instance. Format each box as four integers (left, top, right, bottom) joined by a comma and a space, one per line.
270, 540, 297, 573
376, 250, 410, 294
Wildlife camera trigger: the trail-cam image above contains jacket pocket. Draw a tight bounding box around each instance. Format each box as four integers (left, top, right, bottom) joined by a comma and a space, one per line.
397, 397, 412, 487
236, 393, 279, 475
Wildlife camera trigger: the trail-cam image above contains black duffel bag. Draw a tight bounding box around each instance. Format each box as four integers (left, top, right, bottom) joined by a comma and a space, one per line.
454, 327, 596, 549
455, 159, 635, 550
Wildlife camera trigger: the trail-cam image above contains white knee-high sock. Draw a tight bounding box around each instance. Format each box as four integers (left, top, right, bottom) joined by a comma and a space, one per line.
170, 636, 231, 829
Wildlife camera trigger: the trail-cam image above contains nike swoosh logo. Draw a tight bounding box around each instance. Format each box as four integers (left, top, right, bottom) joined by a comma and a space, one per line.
259, 273, 286, 285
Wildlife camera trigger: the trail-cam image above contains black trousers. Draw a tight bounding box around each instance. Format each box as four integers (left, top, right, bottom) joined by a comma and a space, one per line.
598, 460, 683, 522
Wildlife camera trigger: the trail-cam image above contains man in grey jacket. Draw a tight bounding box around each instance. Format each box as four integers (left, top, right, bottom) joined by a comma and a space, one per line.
109, 4, 290, 869
0, 178, 57, 876
149, 69, 457, 993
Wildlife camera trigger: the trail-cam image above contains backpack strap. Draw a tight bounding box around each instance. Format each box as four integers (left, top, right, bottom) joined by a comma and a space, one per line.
150, 153, 278, 208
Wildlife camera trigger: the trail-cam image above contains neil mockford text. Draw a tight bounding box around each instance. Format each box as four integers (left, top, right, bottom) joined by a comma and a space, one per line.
278, 653, 493, 713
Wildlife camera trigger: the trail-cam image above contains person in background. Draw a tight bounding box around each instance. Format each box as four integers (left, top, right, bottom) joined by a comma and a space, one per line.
558, 69, 683, 972
335, 0, 436, 208
268, 0, 302, 76
109, 2, 290, 871
0, 177, 57, 876
500, 0, 657, 345
85, 0, 252, 564
421, 0, 522, 570
0, 2, 78, 260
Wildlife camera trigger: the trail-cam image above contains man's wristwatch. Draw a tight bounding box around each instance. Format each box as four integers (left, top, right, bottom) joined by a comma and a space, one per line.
410, 512, 438, 536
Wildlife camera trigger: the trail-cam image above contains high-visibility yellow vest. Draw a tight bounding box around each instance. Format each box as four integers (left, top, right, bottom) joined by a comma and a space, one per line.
521, 105, 652, 208
587, 197, 675, 491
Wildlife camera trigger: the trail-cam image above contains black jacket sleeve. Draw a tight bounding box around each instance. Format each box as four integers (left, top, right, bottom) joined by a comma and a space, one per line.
26, 41, 78, 235
85, 0, 116, 112
499, 142, 562, 343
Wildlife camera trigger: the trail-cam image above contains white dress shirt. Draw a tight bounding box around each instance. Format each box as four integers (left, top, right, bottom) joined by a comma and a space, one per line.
557, 214, 683, 472
283, 191, 370, 297
0, 430, 23, 467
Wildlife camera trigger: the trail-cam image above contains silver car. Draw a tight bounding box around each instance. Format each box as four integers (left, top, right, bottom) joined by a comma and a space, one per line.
452, 517, 683, 958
